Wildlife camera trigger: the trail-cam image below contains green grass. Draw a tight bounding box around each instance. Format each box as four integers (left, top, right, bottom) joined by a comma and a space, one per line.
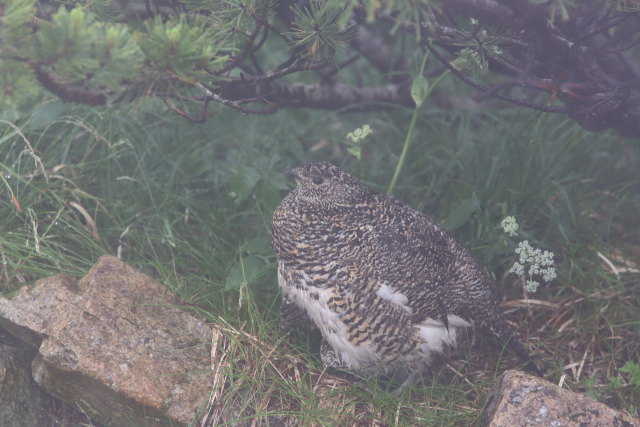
1, 97, 639, 424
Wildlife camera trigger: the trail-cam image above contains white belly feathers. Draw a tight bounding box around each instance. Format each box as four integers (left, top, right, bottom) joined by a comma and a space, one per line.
277, 262, 472, 373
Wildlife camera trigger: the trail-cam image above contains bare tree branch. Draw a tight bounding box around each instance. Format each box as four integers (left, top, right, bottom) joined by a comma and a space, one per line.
32, 63, 107, 106
422, 39, 567, 113
20, 0, 640, 136
421, 0, 640, 136
218, 80, 411, 111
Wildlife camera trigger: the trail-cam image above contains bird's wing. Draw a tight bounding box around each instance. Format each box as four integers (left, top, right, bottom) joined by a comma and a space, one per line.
358, 200, 459, 325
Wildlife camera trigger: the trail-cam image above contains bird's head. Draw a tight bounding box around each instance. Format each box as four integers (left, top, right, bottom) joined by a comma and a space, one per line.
284, 161, 372, 209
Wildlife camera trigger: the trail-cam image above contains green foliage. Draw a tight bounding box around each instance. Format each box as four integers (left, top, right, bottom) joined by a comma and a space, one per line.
0, 0, 37, 111
0, 0, 35, 43
0, 0, 265, 110
291, 2, 353, 62
136, 15, 219, 74
0, 60, 38, 114
34, 7, 143, 86
621, 361, 640, 388
225, 252, 271, 291
410, 75, 430, 109
0, 3, 143, 109
448, 20, 506, 75
443, 194, 480, 231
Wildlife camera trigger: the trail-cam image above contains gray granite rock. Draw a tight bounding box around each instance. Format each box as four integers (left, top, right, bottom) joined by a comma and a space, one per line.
0, 255, 213, 427
483, 370, 639, 427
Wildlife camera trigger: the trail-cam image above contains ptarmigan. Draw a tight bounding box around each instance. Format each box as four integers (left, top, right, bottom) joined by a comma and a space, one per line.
270, 161, 537, 381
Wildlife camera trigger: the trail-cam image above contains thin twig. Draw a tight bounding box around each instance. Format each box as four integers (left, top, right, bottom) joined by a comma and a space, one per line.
208, 93, 278, 114
208, 0, 270, 76
227, 59, 326, 84
423, 38, 567, 113
575, 12, 638, 42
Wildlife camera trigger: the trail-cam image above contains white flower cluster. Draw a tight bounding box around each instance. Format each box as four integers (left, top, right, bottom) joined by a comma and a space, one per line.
501, 216, 519, 236
346, 124, 372, 144
509, 240, 557, 293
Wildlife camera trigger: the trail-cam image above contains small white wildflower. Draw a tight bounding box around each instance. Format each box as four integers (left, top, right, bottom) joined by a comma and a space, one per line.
517, 240, 541, 265
515, 240, 529, 258
540, 250, 554, 267
346, 124, 372, 144
525, 280, 540, 293
508, 238, 557, 293
542, 267, 557, 282
501, 216, 519, 236
502, 231, 557, 293
470, 18, 478, 26
509, 262, 524, 276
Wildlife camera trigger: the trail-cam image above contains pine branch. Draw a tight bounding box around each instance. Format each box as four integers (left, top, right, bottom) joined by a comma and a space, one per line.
218, 80, 412, 111
422, 39, 567, 114
207, 0, 271, 76
32, 64, 107, 106
382, 1, 640, 136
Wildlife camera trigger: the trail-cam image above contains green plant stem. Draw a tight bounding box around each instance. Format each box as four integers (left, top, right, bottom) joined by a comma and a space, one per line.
387, 70, 449, 195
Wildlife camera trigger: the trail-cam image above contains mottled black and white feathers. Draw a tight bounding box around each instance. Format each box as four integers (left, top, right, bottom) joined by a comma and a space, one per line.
271, 161, 536, 377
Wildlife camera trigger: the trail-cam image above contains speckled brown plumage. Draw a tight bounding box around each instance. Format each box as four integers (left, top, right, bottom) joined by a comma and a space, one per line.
271, 161, 536, 378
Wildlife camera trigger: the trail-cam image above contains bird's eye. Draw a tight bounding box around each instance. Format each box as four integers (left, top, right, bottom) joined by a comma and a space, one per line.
312, 176, 324, 185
